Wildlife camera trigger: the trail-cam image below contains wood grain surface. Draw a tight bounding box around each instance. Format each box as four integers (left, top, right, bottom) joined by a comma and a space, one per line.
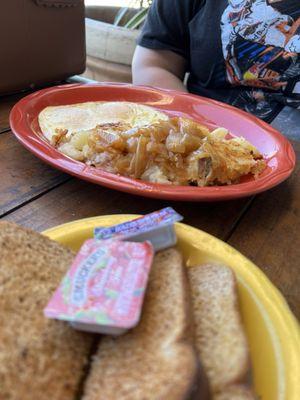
228, 141, 300, 318
0, 131, 69, 216
0, 93, 24, 133
3, 177, 252, 238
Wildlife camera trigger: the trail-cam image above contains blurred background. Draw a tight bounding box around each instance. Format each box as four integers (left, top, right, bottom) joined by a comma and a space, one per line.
84, 0, 152, 83
86, 1, 141, 6
0, 0, 152, 94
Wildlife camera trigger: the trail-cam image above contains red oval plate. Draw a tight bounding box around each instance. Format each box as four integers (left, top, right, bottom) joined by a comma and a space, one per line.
10, 83, 295, 202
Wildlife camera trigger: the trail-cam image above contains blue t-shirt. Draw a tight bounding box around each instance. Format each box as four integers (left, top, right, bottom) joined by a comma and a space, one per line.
138, 0, 300, 122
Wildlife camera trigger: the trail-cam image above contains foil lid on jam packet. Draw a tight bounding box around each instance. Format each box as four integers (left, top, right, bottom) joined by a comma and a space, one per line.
44, 239, 154, 335
94, 207, 183, 251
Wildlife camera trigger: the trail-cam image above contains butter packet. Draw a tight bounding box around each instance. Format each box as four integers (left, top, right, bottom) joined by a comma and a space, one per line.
44, 239, 154, 335
94, 207, 183, 251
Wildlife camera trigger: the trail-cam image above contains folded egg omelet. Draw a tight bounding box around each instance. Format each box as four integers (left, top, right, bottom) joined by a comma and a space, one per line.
39, 101, 168, 144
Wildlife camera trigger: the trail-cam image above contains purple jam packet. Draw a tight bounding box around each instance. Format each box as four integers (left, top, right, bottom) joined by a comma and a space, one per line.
94, 207, 183, 251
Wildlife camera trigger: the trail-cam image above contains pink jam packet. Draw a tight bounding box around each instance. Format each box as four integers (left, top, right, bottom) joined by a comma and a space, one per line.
44, 239, 154, 335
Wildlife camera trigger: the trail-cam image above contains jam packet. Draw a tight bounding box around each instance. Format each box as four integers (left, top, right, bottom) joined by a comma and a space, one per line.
94, 207, 183, 251
44, 239, 154, 335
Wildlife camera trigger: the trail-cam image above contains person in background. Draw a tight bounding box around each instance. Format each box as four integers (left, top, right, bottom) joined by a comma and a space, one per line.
132, 0, 300, 123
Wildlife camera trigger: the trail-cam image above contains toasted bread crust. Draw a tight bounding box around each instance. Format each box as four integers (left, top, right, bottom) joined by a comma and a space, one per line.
188, 264, 250, 393
83, 248, 206, 400
0, 221, 94, 400
213, 384, 257, 400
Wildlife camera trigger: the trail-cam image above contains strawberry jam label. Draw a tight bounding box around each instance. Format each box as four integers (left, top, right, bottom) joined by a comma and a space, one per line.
44, 239, 154, 332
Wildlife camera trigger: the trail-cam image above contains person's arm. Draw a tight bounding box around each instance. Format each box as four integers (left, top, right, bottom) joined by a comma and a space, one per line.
132, 45, 188, 92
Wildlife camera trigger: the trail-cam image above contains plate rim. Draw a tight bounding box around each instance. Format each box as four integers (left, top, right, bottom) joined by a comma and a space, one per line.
10, 83, 296, 202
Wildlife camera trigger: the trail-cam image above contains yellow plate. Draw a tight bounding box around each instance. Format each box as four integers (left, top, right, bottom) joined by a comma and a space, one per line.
43, 215, 300, 400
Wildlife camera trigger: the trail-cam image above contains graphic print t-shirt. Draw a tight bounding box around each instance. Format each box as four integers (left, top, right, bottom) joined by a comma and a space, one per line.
138, 0, 300, 122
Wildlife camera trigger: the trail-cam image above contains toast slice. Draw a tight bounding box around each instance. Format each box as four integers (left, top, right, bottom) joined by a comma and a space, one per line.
187, 264, 249, 393
0, 221, 94, 400
83, 248, 208, 400
213, 385, 256, 400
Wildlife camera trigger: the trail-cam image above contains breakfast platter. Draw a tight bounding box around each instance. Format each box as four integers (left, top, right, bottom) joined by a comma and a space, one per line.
2, 0, 300, 396
5, 80, 299, 397
10, 83, 296, 201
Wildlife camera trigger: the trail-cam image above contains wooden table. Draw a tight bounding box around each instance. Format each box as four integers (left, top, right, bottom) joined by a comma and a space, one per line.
1, 89, 299, 320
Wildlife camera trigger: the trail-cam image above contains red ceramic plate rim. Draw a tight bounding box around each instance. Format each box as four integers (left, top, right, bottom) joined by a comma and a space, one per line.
9, 83, 296, 201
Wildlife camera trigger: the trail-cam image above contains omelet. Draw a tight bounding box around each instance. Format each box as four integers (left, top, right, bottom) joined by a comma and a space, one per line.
39, 101, 168, 145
